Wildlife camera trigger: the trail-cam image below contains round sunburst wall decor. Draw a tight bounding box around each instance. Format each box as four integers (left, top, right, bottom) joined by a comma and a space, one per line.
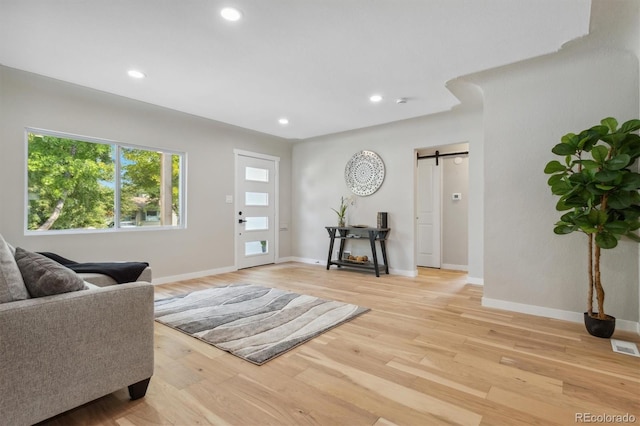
344, 150, 385, 196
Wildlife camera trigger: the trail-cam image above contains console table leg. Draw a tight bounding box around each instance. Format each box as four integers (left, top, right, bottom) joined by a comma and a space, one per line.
368, 231, 380, 277
380, 240, 389, 274
326, 228, 336, 270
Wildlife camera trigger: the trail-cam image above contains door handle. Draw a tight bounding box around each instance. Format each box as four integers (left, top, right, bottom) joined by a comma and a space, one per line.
238, 219, 247, 224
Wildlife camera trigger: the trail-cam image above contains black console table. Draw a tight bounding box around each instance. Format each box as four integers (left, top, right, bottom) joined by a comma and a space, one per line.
325, 226, 390, 277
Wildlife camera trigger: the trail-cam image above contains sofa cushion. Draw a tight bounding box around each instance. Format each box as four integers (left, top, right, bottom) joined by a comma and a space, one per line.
0, 234, 30, 303
14, 248, 87, 298
83, 281, 102, 290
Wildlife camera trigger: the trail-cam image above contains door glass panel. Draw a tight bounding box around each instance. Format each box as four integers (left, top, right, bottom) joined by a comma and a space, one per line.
245, 216, 268, 231
245, 240, 267, 255
245, 192, 268, 206
245, 167, 269, 182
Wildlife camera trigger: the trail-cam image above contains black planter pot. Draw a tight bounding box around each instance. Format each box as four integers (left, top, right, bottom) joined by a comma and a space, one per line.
584, 312, 616, 338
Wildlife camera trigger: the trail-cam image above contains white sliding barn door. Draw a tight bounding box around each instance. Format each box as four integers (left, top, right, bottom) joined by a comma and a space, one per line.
416, 157, 441, 268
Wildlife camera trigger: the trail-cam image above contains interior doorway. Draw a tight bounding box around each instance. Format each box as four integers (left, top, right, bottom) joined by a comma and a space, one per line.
415, 143, 469, 271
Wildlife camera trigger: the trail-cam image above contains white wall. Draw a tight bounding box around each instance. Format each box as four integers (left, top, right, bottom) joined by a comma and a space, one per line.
470, 45, 639, 324
0, 66, 292, 281
442, 154, 469, 269
291, 109, 483, 277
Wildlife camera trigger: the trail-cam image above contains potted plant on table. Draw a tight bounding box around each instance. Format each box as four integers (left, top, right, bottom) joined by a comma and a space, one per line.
332, 196, 349, 227
544, 117, 640, 338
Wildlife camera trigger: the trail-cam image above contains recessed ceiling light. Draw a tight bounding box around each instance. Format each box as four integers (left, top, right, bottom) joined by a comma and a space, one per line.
278, 118, 289, 125
369, 94, 383, 103
221, 7, 242, 21
127, 69, 146, 79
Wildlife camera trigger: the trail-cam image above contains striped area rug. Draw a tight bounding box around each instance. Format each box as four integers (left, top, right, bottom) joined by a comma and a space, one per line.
154, 283, 370, 365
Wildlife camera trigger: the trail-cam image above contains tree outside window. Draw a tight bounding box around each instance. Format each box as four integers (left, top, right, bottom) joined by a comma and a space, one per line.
26, 130, 184, 232
120, 148, 181, 227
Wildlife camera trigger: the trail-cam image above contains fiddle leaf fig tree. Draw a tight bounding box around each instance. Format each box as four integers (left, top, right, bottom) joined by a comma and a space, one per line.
544, 117, 640, 321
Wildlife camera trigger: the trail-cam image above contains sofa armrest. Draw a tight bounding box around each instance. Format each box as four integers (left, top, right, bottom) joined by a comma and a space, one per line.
0, 283, 154, 426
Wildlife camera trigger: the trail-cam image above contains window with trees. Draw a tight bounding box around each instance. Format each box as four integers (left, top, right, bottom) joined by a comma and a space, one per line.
26, 129, 185, 233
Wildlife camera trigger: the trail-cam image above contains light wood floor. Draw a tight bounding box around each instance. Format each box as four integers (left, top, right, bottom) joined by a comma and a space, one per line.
43, 263, 639, 425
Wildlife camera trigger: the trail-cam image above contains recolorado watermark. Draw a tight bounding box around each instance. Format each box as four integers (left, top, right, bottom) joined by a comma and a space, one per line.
576, 413, 636, 423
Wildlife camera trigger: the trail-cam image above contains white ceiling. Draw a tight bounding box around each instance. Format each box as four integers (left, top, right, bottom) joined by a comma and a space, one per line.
0, 1, 591, 140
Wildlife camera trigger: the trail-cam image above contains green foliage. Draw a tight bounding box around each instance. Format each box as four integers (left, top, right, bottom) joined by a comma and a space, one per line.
27, 134, 182, 230
544, 118, 640, 249
120, 148, 181, 224
545, 117, 640, 320
27, 134, 114, 230
331, 196, 349, 219
120, 148, 161, 221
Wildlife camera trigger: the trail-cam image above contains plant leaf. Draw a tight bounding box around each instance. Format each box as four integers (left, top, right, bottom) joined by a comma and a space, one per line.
554, 224, 576, 234
588, 209, 608, 226
547, 174, 565, 186
590, 145, 609, 163
604, 154, 631, 171
551, 180, 573, 195
569, 171, 588, 184
604, 221, 629, 235
624, 232, 640, 243
601, 133, 627, 147
575, 159, 598, 169
552, 143, 577, 156
601, 117, 618, 133
555, 199, 572, 211
620, 173, 640, 191
594, 170, 619, 183
595, 184, 615, 191
560, 212, 578, 223
561, 133, 579, 146
620, 119, 640, 133
544, 160, 566, 174
595, 232, 618, 249
608, 191, 633, 209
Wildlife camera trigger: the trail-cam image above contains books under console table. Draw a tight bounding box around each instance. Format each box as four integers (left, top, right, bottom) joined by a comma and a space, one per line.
325, 226, 390, 277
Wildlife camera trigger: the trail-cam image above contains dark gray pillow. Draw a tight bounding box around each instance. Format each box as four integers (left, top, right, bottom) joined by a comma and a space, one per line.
14, 248, 87, 298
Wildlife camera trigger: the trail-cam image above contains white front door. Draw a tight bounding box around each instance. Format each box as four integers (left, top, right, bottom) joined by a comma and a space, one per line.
417, 157, 441, 268
235, 152, 277, 269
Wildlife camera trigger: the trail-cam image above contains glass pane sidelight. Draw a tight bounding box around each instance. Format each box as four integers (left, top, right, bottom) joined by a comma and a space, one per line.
245, 192, 269, 206
245, 166, 269, 182
245, 240, 268, 256
244, 216, 268, 231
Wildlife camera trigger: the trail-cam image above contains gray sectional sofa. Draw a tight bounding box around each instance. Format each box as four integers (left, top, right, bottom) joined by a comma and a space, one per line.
0, 234, 154, 426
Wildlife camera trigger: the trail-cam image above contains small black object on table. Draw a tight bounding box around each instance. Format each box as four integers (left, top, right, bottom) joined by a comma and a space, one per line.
325, 226, 390, 277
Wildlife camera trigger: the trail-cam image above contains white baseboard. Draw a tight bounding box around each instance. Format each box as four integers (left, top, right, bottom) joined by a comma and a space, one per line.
152, 266, 237, 285
153, 257, 315, 284
466, 276, 484, 285
291, 257, 326, 266
482, 297, 640, 334
442, 263, 468, 272
389, 268, 418, 277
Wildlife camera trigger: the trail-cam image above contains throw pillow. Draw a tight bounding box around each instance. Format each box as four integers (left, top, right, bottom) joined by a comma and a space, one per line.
0, 234, 30, 303
14, 247, 87, 298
